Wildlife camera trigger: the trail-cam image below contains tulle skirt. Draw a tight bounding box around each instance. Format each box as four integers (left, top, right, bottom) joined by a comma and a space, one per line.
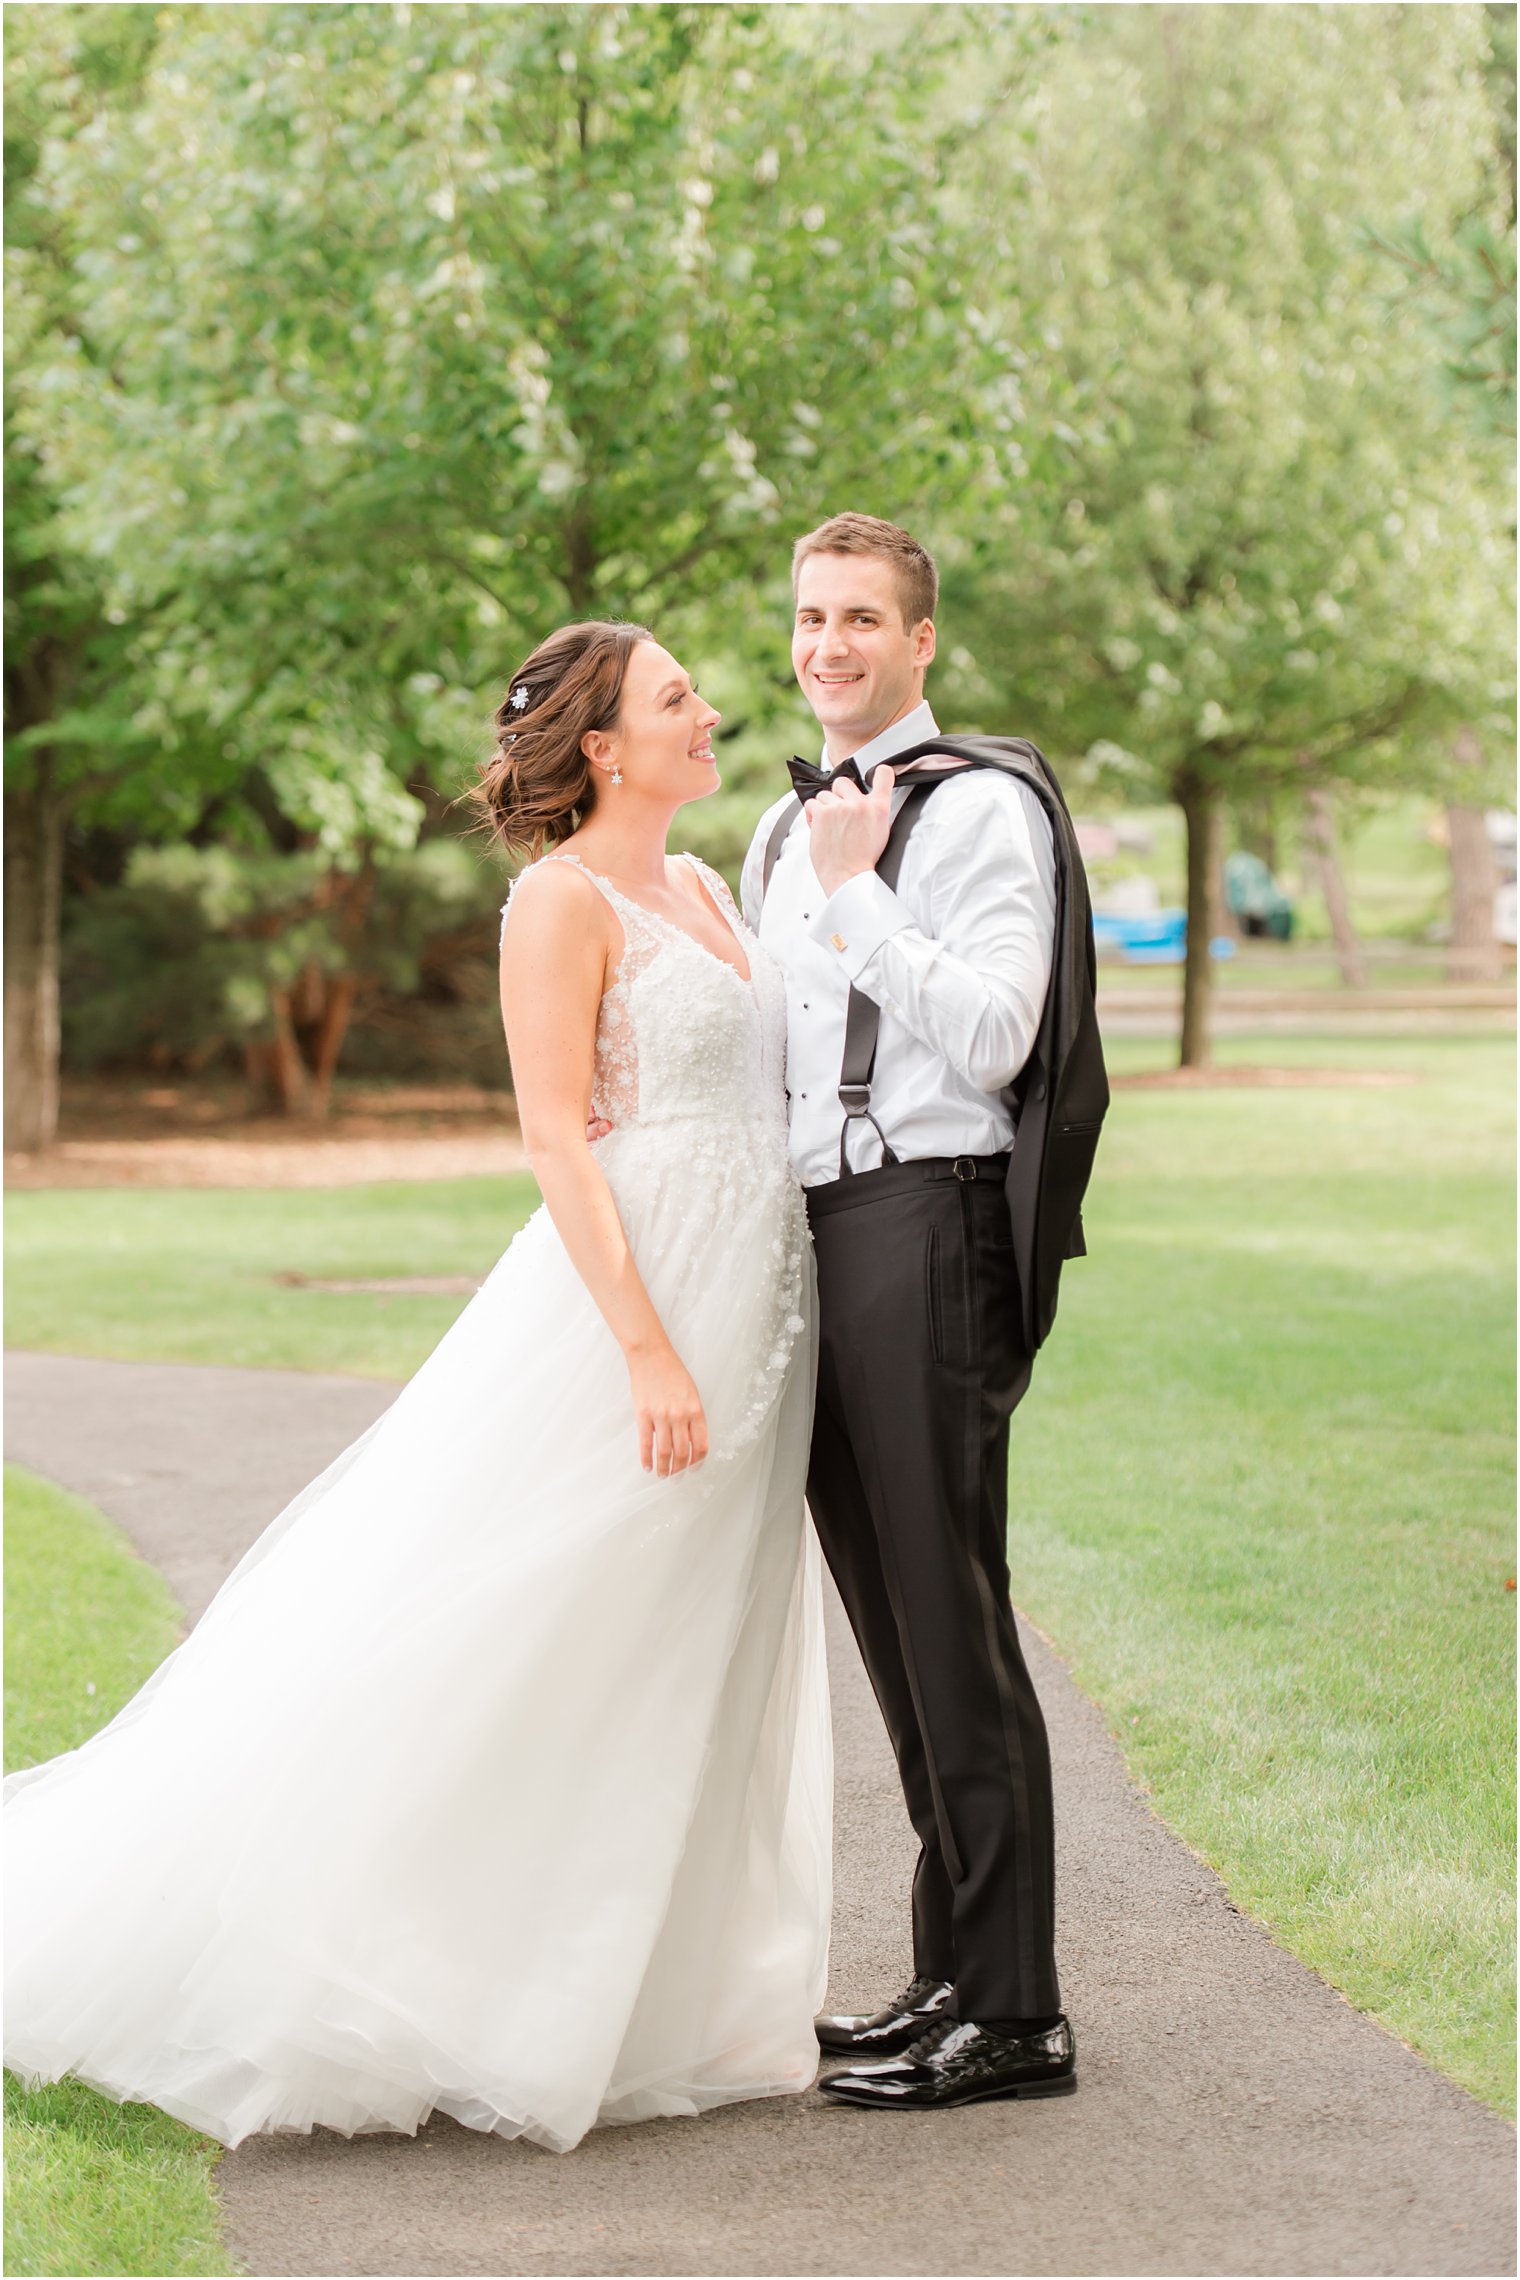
4, 1130, 832, 2152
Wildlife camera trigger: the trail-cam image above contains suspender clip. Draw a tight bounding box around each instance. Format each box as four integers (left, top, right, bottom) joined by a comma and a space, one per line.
838, 1084, 873, 1113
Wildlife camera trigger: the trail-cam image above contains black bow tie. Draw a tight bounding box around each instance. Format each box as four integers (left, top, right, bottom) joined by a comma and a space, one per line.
788, 755, 867, 803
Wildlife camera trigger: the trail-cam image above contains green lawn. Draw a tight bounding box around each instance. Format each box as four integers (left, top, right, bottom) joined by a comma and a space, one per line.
1096, 949, 1500, 994
1015, 1030, 1516, 2113
4, 1032, 1514, 2126
5, 1175, 541, 1378
4, 1467, 239, 2278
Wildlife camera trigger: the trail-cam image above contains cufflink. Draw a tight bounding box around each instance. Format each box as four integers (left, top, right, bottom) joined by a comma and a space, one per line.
830, 932, 847, 952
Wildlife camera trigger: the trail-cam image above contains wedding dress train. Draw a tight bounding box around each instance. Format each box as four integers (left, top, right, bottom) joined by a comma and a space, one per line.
4, 852, 832, 2153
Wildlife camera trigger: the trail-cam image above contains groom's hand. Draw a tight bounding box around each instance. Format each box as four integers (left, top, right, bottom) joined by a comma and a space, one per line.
805, 764, 895, 898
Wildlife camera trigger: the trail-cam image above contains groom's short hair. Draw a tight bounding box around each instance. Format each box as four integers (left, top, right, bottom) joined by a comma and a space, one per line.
791, 513, 938, 631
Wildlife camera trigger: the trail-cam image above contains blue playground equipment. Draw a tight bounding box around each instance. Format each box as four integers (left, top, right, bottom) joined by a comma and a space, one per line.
1090, 910, 1236, 965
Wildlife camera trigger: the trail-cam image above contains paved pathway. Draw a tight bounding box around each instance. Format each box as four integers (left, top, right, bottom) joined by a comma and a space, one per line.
7, 1352, 1515, 2279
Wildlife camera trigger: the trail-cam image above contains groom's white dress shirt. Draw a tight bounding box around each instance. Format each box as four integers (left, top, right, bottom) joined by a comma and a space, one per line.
740, 702, 1056, 1188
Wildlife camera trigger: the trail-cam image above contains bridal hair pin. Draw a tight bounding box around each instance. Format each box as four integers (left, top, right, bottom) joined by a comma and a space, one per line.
509, 683, 530, 711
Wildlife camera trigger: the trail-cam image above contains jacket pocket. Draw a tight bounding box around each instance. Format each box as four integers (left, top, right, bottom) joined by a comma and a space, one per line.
925, 1224, 944, 1365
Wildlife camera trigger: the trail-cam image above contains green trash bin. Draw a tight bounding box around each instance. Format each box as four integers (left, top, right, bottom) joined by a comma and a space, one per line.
1224, 851, 1295, 942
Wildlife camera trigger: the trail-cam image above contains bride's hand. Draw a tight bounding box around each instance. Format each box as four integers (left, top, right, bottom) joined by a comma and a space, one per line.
627, 1344, 709, 1478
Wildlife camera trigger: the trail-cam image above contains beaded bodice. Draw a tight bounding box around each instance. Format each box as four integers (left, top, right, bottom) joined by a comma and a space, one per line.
502, 851, 790, 1148
499, 849, 809, 1457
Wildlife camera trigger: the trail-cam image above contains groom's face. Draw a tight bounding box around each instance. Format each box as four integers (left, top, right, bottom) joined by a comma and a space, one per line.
792, 553, 935, 754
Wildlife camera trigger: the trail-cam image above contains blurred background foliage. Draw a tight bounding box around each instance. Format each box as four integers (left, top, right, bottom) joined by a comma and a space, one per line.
5, 1, 1515, 1137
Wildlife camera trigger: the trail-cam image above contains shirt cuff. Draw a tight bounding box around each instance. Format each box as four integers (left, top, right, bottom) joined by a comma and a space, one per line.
808, 871, 915, 981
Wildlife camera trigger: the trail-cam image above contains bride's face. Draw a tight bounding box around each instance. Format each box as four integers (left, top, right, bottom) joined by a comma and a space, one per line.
588, 641, 722, 806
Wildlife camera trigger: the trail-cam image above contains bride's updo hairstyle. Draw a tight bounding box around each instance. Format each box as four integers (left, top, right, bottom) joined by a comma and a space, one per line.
475, 619, 653, 857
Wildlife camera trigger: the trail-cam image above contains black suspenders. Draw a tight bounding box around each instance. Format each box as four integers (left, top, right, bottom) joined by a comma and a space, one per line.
760, 798, 800, 899
760, 772, 971, 1178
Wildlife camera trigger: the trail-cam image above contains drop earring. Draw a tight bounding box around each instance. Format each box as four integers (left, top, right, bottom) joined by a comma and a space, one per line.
610, 765, 623, 787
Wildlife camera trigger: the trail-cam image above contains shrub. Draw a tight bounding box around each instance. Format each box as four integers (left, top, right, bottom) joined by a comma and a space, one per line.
61, 840, 510, 1109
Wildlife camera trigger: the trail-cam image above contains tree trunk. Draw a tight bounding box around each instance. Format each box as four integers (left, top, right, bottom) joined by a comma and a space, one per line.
243, 975, 358, 1119
563, 507, 598, 616
1446, 728, 1501, 983
4, 764, 65, 1152
243, 1001, 313, 1117
1303, 784, 1368, 988
1235, 793, 1278, 873
307, 973, 357, 1119
1177, 768, 1220, 1069
240, 867, 371, 1116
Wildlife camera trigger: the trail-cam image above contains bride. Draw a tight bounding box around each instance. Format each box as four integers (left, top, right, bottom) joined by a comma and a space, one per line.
4, 620, 833, 2155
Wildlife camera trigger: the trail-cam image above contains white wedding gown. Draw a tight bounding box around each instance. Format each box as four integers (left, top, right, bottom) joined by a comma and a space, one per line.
4, 851, 832, 2154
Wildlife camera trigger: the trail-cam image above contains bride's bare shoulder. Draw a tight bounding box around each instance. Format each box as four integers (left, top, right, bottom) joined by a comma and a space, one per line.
500, 855, 615, 963
504, 854, 605, 918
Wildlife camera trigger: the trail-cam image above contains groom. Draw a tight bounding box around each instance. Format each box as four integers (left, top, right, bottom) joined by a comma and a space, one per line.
739, 512, 1076, 2109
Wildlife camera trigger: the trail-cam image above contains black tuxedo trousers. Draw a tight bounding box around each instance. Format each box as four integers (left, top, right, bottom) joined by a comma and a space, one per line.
804, 1155, 1060, 2024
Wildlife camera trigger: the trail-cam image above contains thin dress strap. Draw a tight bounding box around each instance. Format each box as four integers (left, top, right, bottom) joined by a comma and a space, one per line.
535, 851, 674, 998
512, 854, 650, 1126
683, 851, 742, 922
502, 847, 647, 931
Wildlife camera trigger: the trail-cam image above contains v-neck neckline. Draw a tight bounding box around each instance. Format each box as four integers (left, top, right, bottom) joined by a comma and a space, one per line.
554, 850, 754, 991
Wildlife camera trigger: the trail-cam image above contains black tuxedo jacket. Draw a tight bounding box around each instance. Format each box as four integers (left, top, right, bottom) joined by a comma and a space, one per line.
856, 735, 1109, 1355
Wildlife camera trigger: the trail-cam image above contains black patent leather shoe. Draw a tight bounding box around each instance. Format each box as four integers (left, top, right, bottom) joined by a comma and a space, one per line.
818, 2013, 1076, 2108
815, 1975, 955, 2056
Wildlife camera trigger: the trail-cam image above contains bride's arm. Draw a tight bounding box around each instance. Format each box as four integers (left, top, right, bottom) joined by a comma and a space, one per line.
499, 864, 707, 1478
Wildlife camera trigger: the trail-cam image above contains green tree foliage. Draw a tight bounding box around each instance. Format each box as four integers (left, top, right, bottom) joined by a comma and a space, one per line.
944, 4, 1515, 1061
1365, 213, 1516, 439
9, 0, 1009, 1129
1363, 0, 1516, 441
5, 8, 160, 800
5, 8, 196, 1150
9, 4, 1515, 1108
34, 2, 1001, 800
